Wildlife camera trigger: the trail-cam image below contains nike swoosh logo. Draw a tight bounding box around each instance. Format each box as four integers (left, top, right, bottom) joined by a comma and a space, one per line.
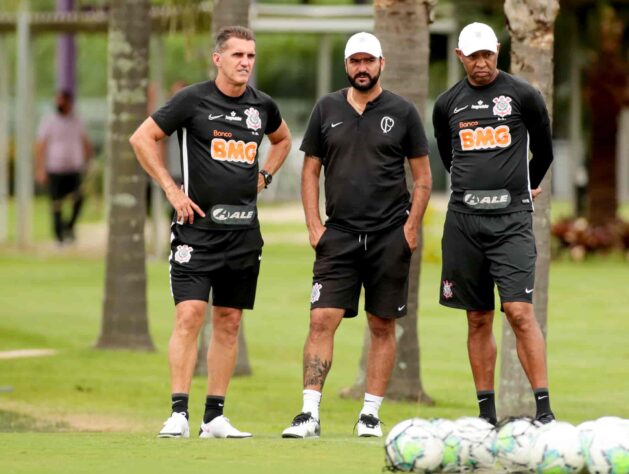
208, 114, 223, 120
397, 305, 406, 311
453, 105, 468, 114
537, 395, 548, 400
478, 398, 488, 403
525, 288, 534, 294
331, 122, 343, 128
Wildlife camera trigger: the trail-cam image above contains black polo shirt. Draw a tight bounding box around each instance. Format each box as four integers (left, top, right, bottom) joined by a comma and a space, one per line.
152, 80, 282, 231
300, 88, 429, 233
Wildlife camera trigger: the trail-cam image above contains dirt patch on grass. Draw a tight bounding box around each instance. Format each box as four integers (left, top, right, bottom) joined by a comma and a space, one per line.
0, 400, 143, 433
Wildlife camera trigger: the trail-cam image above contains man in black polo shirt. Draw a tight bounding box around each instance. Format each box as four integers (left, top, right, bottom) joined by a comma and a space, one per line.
281, 32, 432, 438
130, 26, 291, 438
432, 23, 555, 425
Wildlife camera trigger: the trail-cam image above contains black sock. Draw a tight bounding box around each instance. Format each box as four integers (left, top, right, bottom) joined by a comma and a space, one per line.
53, 210, 64, 242
534, 388, 552, 417
171, 393, 189, 419
203, 396, 225, 424
477, 390, 497, 423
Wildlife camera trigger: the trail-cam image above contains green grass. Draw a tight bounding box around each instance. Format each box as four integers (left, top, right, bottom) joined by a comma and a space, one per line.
0, 200, 628, 473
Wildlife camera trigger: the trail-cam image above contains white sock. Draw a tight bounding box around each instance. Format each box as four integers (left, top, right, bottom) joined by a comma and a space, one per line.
361, 393, 384, 418
301, 389, 322, 420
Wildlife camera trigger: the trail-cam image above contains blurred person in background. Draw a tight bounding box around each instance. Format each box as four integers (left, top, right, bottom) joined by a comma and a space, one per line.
35, 90, 92, 245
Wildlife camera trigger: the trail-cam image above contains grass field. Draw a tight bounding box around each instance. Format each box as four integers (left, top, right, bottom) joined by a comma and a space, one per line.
1, 199, 628, 473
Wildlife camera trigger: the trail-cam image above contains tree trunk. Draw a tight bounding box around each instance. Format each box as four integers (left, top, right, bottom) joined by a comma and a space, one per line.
585, 6, 626, 226
96, 0, 154, 351
499, 0, 558, 417
195, 0, 252, 376
340, 0, 434, 404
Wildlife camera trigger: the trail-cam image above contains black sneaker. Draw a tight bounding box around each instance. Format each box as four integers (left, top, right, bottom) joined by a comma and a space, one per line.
535, 412, 556, 424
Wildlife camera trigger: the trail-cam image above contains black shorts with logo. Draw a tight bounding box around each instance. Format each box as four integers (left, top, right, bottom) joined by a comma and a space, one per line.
169, 224, 263, 308
48, 172, 82, 201
311, 225, 413, 319
440, 210, 536, 311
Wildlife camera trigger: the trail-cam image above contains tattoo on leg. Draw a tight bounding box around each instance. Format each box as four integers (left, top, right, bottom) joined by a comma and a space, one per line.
303, 355, 332, 388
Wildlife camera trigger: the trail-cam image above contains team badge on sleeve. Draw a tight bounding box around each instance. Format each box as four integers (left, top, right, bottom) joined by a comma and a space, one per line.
492, 95, 512, 118
311, 282, 323, 303
245, 107, 262, 131
174, 244, 193, 264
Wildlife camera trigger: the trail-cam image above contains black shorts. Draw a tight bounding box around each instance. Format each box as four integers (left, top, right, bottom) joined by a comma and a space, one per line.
311, 225, 412, 319
169, 225, 263, 308
440, 210, 536, 311
48, 172, 82, 201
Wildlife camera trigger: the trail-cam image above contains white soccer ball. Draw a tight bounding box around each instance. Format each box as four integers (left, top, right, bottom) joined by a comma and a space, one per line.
431, 418, 463, 472
582, 417, 629, 474
494, 417, 540, 472
529, 421, 584, 473
384, 418, 444, 472
455, 416, 497, 471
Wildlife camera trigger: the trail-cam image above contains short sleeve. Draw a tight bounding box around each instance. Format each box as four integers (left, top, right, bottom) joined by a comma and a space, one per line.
299, 101, 323, 158
403, 104, 429, 158
151, 86, 197, 136
264, 96, 282, 135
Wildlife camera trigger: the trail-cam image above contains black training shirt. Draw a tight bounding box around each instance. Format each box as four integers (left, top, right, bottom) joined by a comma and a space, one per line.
152, 80, 282, 230
300, 89, 429, 233
433, 71, 553, 215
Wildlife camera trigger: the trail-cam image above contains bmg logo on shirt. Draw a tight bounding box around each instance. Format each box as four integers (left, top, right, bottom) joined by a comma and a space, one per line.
459, 125, 512, 151
211, 138, 258, 164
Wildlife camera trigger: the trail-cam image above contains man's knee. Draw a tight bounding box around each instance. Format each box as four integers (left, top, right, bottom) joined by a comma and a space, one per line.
174, 303, 206, 337
308, 308, 342, 339
504, 303, 536, 333
467, 310, 494, 333
212, 307, 242, 341
367, 314, 396, 340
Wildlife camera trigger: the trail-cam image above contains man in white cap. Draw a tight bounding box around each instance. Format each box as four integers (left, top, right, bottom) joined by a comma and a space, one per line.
281, 32, 432, 438
433, 22, 555, 424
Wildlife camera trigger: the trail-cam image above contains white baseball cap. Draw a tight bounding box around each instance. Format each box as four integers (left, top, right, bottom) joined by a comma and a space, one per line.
458, 23, 499, 56
344, 32, 382, 59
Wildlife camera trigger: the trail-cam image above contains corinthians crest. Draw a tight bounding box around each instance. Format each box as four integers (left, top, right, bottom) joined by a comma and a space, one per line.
492, 95, 512, 118
174, 244, 193, 264
245, 107, 262, 131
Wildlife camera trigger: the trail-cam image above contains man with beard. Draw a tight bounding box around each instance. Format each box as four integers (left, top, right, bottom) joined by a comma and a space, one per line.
35, 90, 93, 245
281, 32, 432, 439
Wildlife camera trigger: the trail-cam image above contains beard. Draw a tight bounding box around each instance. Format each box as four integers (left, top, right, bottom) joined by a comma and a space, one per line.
347, 70, 380, 91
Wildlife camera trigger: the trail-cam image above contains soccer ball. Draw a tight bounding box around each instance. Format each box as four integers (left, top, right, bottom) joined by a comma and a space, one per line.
455, 416, 497, 471
431, 418, 463, 472
529, 421, 584, 473
384, 418, 444, 472
582, 417, 629, 474
494, 417, 540, 472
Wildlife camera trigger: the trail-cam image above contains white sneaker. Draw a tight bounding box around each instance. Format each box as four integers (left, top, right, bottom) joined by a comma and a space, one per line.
356, 413, 383, 437
199, 415, 252, 438
281, 412, 321, 438
157, 412, 190, 438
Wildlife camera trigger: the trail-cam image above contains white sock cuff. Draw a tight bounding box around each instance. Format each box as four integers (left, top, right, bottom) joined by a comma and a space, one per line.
303, 389, 322, 401
361, 392, 384, 417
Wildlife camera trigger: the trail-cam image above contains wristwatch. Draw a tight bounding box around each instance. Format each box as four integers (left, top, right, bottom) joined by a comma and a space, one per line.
259, 170, 273, 188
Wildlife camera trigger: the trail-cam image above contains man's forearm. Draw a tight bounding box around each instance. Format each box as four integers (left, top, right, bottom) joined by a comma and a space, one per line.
261, 136, 290, 175
301, 166, 322, 231
130, 134, 178, 194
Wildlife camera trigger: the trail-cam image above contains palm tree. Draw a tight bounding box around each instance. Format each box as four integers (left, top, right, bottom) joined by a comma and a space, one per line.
341, 0, 434, 403
498, 0, 558, 417
194, 0, 253, 376
96, 0, 154, 351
